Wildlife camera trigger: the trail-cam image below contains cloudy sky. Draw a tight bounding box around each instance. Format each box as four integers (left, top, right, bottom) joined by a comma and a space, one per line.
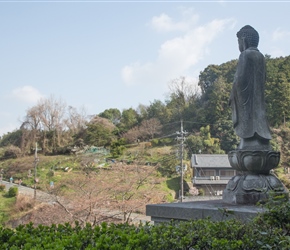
1, 1, 290, 136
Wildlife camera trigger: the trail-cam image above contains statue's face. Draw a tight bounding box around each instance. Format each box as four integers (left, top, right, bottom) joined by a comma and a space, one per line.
238, 37, 247, 52
238, 38, 244, 52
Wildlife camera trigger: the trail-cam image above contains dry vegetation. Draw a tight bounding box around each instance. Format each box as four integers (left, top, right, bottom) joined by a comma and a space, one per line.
3, 158, 176, 227
0, 141, 189, 227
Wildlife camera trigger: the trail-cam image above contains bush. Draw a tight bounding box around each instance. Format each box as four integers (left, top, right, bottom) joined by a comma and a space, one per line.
0, 202, 289, 249
150, 138, 158, 146
151, 138, 174, 147
8, 186, 18, 197
255, 200, 290, 233
110, 139, 126, 158
198, 188, 205, 196
3, 145, 21, 159
0, 184, 5, 192
0, 210, 289, 249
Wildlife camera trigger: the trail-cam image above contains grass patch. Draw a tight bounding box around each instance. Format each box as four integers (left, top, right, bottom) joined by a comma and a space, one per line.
159, 177, 179, 201
0, 193, 16, 224
166, 176, 180, 192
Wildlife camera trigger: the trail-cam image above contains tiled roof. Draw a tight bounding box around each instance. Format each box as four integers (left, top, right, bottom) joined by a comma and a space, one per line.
191, 154, 231, 168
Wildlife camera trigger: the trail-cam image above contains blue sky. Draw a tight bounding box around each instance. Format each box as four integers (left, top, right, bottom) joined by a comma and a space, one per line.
1, 1, 290, 136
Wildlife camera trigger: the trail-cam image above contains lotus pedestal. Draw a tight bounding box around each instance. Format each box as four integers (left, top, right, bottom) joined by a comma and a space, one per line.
223, 150, 288, 204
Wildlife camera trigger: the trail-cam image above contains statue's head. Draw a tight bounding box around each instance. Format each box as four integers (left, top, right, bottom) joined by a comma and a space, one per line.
237, 25, 259, 51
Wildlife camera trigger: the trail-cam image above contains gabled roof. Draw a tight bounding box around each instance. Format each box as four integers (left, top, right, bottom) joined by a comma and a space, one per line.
191, 154, 231, 168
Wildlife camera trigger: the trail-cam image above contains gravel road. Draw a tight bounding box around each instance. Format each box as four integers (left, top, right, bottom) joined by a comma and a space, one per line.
1, 180, 56, 204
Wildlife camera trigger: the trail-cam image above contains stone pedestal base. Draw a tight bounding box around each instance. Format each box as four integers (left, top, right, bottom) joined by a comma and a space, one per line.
146, 199, 265, 224
223, 174, 288, 205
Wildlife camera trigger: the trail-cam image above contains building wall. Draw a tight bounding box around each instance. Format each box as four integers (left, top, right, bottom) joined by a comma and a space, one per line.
194, 184, 226, 196
194, 168, 236, 179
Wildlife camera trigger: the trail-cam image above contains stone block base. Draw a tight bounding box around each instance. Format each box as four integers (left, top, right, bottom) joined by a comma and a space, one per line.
146, 199, 265, 224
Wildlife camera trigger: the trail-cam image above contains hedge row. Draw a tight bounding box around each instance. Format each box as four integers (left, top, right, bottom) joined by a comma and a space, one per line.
1, 202, 290, 249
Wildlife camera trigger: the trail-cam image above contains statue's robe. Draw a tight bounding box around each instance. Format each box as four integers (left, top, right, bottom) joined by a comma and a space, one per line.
229, 47, 272, 140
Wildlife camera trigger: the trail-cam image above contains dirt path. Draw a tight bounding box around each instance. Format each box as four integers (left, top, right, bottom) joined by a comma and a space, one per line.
1, 180, 56, 203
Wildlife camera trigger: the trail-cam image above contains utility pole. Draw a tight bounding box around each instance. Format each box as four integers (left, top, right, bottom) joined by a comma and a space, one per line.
34, 142, 39, 199
176, 120, 187, 202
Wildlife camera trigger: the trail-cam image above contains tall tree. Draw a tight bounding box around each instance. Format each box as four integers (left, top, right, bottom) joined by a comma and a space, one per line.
186, 125, 224, 156
166, 76, 199, 133
198, 60, 237, 96
265, 56, 290, 127
147, 100, 170, 125
197, 61, 239, 151
84, 116, 116, 146
99, 108, 121, 125
119, 108, 139, 132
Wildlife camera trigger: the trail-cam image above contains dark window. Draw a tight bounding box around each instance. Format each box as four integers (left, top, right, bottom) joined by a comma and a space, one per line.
219, 170, 235, 177
199, 169, 215, 177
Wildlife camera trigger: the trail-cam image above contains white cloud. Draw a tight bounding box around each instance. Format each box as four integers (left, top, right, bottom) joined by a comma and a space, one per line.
121, 64, 136, 84
11, 85, 44, 104
272, 28, 290, 41
122, 15, 236, 88
150, 8, 199, 32
267, 28, 290, 57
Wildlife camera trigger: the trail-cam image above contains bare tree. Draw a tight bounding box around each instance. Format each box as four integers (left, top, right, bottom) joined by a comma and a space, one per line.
63, 105, 88, 146
20, 106, 43, 153
21, 95, 86, 153
89, 116, 116, 132
43, 162, 166, 226
122, 126, 141, 143
109, 163, 157, 222
37, 96, 67, 149
139, 118, 162, 140
168, 76, 198, 104
122, 118, 162, 143
65, 106, 88, 134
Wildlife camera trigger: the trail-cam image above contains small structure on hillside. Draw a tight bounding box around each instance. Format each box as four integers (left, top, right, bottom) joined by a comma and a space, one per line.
191, 154, 237, 196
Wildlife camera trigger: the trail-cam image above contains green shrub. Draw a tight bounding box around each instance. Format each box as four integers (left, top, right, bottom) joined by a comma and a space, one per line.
151, 138, 174, 147
0, 202, 290, 249
8, 186, 18, 197
198, 188, 205, 196
159, 138, 174, 145
3, 145, 21, 159
0, 184, 5, 192
151, 139, 159, 146
255, 200, 290, 233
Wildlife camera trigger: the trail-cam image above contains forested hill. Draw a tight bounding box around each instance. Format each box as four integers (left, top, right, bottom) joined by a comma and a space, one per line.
1, 55, 290, 165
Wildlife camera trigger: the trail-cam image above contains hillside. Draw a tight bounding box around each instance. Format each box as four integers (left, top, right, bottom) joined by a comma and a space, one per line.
0, 143, 193, 227
1, 133, 289, 228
